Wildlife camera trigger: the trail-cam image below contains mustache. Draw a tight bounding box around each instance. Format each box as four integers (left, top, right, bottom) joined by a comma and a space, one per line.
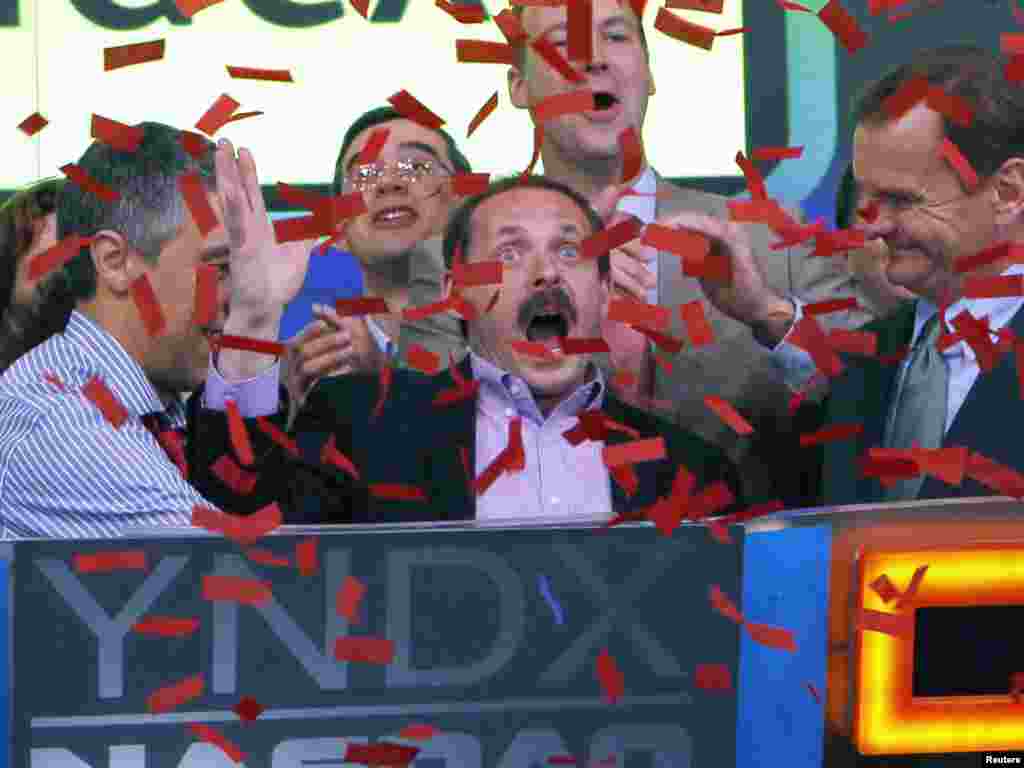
517, 288, 577, 330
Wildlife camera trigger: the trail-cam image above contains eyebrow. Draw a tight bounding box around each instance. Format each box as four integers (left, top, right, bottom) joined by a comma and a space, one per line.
494, 223, 582, 239
540, 15, 632, 37
345, 141, 450, 172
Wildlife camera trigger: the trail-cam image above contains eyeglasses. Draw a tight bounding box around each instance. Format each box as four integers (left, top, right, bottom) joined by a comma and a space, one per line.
344, 157, 452, 196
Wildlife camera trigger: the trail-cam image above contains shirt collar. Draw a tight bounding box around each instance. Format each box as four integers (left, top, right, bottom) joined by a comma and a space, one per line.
469, 350, 606, 423
64, 310, 172, 418
914, 262, 1024, 360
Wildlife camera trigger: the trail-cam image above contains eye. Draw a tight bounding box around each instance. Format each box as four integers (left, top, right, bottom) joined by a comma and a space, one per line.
558, 243, 581, 261
496, 246, 520, 264
608, 31, 629, 41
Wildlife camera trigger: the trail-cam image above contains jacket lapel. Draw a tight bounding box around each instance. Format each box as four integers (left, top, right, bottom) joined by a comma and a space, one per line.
601, 395, 662, 511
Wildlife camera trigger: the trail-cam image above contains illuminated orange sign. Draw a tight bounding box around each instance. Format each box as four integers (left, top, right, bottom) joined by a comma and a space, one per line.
854, 545, 1024, 755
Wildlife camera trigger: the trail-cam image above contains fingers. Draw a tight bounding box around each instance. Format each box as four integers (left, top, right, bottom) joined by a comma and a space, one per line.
610, 264, 653, 302
237, 147, 266, 219
610, 248, 656, 301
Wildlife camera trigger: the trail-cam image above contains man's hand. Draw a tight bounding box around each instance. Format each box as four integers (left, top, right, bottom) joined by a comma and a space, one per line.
656, 210, 794, 345
215, 140, 316, 335
283, 305, 383, 411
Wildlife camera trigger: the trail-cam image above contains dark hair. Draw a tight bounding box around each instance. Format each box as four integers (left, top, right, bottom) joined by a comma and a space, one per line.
331, 107, 472, 195
510, 2, 650, 73
853, 45, 1024, 181
58, 121, 216, 302
443, 175, 607, 336
0, 177, 64, 318
0, 273, 75, 371
835, 163, 857, 230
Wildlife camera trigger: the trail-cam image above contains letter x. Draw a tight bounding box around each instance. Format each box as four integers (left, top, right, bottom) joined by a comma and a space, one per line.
539, 539, 686, 685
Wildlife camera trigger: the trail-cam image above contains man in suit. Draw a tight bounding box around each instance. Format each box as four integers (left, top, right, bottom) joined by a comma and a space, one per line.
399, 0, 873, 505
671, 45, 1024, 507
190, 176, 743, 524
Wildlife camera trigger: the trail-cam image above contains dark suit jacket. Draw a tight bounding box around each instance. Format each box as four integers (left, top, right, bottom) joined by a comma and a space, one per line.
790, 300, 1024, 507
187, 356, 743, 524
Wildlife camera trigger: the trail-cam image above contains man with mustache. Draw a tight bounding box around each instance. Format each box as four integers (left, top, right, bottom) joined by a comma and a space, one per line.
190, 176, 743, 523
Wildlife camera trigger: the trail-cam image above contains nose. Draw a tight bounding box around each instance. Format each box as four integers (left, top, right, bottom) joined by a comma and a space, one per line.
530, 251, 565, 289
372, 164, 408, 195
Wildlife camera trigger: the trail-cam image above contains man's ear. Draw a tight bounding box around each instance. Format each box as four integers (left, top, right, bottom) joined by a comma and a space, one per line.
90, 230, 138, 296
508, 64, 529, 110
993, 157, 1024, 222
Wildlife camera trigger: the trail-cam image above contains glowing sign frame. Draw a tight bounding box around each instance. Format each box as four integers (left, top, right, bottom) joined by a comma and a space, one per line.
853, 543, 1024, 755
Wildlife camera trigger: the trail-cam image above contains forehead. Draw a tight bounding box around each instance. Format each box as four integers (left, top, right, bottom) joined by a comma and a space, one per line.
473, 187, 591, 242
519, 0, 638, 36
342, 118, 450, 166
853, 104, 946, 190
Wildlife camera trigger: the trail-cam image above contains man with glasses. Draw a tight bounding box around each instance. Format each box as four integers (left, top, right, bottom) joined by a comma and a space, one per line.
285, 107, 471, 404
671, 45, 1024, 506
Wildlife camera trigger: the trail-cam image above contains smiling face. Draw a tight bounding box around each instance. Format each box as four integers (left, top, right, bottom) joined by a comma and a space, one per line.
339, 118, 457, 266
853, 104, 1001, 304
457, 186, 607, 411
509, 0, 655, 173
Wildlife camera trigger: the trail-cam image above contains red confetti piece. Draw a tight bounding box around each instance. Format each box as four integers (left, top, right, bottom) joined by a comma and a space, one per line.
186, 723, 244, 763
334, 297, 390, 317
679, 301, 715, 347
595, 649, 625, 703
617, 126, 645, 185
407, 344, 442, 375
83, 376, 129, 428
369, 483, 428, 501
925, 86, 974, 129
607, 297, 671, 331
180, 130, 210, 161
560, 337, 611, 354
133, 616, 200, 637
456, 39, 515, 65
175, 0, 224, 17
745, 621, 797, 651
320, 435, 361, 481
225, 65, 293, 82
224, 110, 264, 126
894, 565, 929, 610
710, 584, 744, 624
817, 0, 868, 54
881, 76, 929, 121
695, 663, 732, 692
202, 575, 271, 605
213, 334, 285, 357
451, 172, 491, 197
727, 199, 796, 233
703, 396, 754, 435
751, 146, 804, 162
467, 92, 499, 137
255, 417, 298, 458
27, 235, 90, 281
967, 451, 1024, 498
581, 216, 644, 262
192, 502, 282, 546
941, 139, 979, 192
61, 163, 119, 202
530, 37, 585, 82
398, 723, 439, 741
951, 310, 1002, 372
436, 0, 487, 22
296, 538, 319, 576
494, 8, 528, 43
403, 298, 455, 323
510, 340, 564, 360
857, 201, 880, 223
653, 7, 715, 50
453, 260, 502, 287
131, 273, 166, 337
859, 451, 920, 482
860, 608, 911, 637
602, 437, 666, 468
827, 328, 878, 357
148, 674, 204, 714
233, 696, 264, 722
777, 0, 813, 9
178, 172, 219, 237
224, 399, 255, 467
188, 267, 219, 336
805, 297, 859, 316
388, 90, 445, 130
334, 636, 396, 664
961, 274, 1024, 298
548, 757, 578, 766
245, 548, 291, 568
553, 0, 587, 64
666, 0, 723, 10
195, 94, 240, 137
43, 372, 66, 392
337, 576, 367, 623
17, 112, 48, 136
1006, 55, 1024, 84
789, 317, 844, 378
343, 743, 420, 767
74, 550, 146, 574
371, 364, 393, 421
807, 682, 822, 704
716, 26, 747, 35
532, 90, 595, 123
733, 151, 767, 201
953, 242, 1024, 274
913, 445, 968, 486
799, 422, 862, 447
351, 0, 370, 18
90, 114, 143, 152
104, 39, 165, 71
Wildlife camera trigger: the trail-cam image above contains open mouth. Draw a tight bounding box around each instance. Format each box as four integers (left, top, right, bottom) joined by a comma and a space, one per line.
372, 206, 418, 228
525, 311, 570, 344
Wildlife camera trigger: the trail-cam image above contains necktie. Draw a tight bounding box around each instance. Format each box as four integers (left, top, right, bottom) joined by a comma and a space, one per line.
880, 312, 949, 501
142, 410, 189, 479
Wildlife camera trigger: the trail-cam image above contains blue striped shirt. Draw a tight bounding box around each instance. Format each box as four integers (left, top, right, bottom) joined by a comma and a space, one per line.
0, 311, 273, 539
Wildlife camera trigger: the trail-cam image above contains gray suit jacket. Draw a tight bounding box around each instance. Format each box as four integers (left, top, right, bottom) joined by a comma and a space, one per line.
396, 180, 878, 503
